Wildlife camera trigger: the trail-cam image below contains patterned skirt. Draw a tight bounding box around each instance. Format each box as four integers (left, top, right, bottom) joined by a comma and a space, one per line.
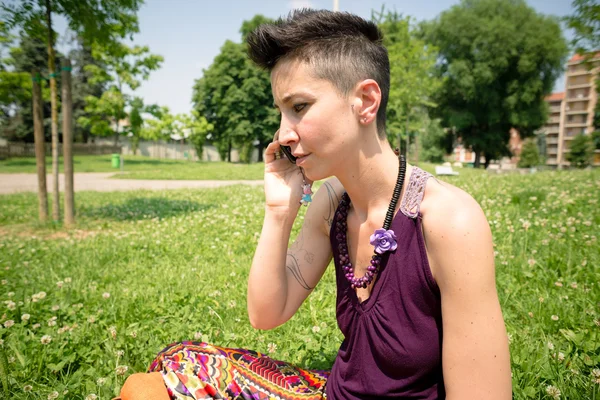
148, 341, 329, 400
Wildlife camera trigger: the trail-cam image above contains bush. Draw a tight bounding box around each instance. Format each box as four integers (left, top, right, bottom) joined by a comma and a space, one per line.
518, 138, 541, 168
566, 134, 594, 168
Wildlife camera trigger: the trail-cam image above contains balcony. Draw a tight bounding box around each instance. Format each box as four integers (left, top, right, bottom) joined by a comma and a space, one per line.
544, 127, 560, 134
566, 97, 590, 102
567, 83, 592, 89
566, 109, 588, 115
546, 138, 559, 145
549, 106, 562, 113
564, 122, 588, 128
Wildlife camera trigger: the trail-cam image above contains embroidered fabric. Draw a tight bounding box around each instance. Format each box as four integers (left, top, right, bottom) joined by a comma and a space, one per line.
400, 167, 433, 219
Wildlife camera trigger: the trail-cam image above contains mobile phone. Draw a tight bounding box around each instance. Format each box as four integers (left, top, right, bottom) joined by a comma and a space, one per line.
280, 145, 297, 164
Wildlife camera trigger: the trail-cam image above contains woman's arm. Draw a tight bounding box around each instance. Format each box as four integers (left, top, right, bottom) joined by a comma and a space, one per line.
423, 188, 512, 399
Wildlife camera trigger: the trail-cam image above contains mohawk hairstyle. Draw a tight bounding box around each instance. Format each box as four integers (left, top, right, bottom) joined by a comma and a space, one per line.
246, 9, 390, 137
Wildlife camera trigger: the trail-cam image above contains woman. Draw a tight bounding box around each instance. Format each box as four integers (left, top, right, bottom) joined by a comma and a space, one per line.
120, 9, 511, 399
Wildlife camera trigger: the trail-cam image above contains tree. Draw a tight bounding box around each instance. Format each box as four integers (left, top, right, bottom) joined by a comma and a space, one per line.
68, 35, 107, 143
421, 0, 569, 168
567, 133, 595, 168
517, 137, 542, 168
2, 0, 143, 222
193, 15, 278, 163
374, 9, 442, 156
83, 41, 163, 145
565, 0, 600, 55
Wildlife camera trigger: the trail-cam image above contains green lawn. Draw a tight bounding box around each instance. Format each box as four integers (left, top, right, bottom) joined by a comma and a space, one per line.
0, 169, 598, 399
0, 155, 265, 180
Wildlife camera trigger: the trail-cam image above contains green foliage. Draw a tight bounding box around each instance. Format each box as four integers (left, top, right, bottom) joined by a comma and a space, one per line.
564, 0, 600, 55
82, 41, 163, 142
417, 114, 447, 163
517, 138, 541, 168
375, 10, 442, 150
192, 16, 279, 163
566, 134, 595, 168
421, 0, 569, 167
592, 130, 600, 149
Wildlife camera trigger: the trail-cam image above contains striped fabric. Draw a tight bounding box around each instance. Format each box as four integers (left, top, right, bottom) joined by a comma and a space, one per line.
149, 341, 329, 399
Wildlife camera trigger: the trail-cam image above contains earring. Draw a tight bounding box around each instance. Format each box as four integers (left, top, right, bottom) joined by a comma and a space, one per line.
362, 117, 367, 123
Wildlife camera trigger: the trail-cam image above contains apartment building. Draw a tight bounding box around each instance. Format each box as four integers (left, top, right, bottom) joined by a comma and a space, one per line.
543, 54, 600, 167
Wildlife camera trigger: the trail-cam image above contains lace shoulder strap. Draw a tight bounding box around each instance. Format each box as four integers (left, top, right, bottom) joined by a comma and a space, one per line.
400, 166, 433, 219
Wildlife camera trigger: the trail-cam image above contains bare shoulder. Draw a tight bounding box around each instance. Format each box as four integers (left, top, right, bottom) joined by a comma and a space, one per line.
419, 175, 493, 283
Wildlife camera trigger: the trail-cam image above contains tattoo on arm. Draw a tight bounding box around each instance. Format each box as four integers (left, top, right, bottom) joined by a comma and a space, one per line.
286, 253, 315, 290
323, 182, 340, 228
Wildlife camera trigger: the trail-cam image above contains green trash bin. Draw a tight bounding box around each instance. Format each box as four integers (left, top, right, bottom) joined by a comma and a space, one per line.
111, 154, 120, 168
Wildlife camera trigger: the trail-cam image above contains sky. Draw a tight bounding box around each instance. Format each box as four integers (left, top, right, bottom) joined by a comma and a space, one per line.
55, 0, 577, 116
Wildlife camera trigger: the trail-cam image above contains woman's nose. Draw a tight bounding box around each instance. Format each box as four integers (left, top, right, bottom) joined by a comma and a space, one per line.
277, 128, 299, 146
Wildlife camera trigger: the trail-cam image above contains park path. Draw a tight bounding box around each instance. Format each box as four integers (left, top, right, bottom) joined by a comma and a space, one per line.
0, 173, 264, 194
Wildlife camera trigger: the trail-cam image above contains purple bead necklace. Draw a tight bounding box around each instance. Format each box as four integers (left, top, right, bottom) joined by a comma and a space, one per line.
336, 155, 406, 289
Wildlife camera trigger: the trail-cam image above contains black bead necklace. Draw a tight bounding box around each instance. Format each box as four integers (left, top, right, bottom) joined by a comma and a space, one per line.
336, 155, 406, 289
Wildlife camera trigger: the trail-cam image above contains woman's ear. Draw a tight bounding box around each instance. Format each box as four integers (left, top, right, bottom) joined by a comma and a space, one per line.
355, 79, 381, 125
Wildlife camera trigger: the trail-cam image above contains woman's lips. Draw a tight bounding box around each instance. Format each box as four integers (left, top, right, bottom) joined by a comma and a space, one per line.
295, 154, 310, 165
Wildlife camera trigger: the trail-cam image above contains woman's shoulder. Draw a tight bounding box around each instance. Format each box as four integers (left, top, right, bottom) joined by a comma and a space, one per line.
419, 173, 481, 220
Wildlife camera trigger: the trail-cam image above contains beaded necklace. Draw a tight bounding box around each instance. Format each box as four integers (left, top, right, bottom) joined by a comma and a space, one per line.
336, 155, 406, 289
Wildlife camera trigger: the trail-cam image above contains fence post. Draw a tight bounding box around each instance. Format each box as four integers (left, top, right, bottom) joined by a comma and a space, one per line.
32, 71, 48, 222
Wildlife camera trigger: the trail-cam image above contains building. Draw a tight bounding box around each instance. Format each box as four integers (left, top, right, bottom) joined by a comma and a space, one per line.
542, 92, 564, 166
544, 53, 600, 167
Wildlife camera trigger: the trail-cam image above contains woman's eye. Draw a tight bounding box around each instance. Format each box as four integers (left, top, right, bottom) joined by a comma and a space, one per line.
293, 103, 307, 113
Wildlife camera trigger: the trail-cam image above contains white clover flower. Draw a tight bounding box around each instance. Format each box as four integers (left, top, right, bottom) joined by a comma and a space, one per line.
109, 326, 117, 339
1, 280, 6, 285
23, 384, 33, 392
32, 323, 40, 329
551, 315, 559, 321
547, 341, 554, 350
555, 281, 563, 287
527, 259, 536, 267
7, 292, 14, 298
64, 277, 72, 283
41, 335, 52, 345
56, 281, 64, 289
21, 314, 30, 322
48, 391, 59, 399
6, 301, 15, 310
85, 394, 98, 400
267, 342, 277, 353
87, 316, 96, 323
115, 365, 128, 376
37, 291, 46, 299
545, 385, 561, 399
102, 292, 110, 299
130, 331, 137, 338
194, 331, 203, 340
557, 352, 565, 362
116, 350, 124, 357
522, 220, 531, 230
228, 300, 237, 309
96, 377, 106, 386
3, 320, 14, 328
312, 325, 321, 333
51, 305, 60, 312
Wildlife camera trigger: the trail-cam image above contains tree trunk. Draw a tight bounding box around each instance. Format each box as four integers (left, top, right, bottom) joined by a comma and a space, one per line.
61, 59, 75, 227
257, 142, 264, 162
474, 149, 481, 168
46, 0, 60, 222
32, 72, 48, 222
483, 151, 492, 169
228, 140, 232, 162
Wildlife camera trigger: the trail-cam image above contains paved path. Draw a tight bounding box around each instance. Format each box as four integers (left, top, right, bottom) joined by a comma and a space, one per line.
0, 173, 264, 194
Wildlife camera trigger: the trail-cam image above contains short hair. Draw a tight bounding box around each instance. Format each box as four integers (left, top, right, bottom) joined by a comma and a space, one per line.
246, 9, 390, 138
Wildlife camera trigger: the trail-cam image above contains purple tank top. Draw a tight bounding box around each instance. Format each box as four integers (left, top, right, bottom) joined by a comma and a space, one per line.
326, 167, 445, 399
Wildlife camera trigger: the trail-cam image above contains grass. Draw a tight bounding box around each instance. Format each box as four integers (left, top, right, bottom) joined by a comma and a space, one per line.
0, 155, 265, 180
0, 168, 599, 399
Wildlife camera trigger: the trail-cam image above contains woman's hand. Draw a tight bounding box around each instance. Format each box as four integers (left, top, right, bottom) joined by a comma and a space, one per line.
263, 130, 312, 212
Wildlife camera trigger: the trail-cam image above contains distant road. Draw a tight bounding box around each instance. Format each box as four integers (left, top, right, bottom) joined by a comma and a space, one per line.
0, 173, 264, 194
